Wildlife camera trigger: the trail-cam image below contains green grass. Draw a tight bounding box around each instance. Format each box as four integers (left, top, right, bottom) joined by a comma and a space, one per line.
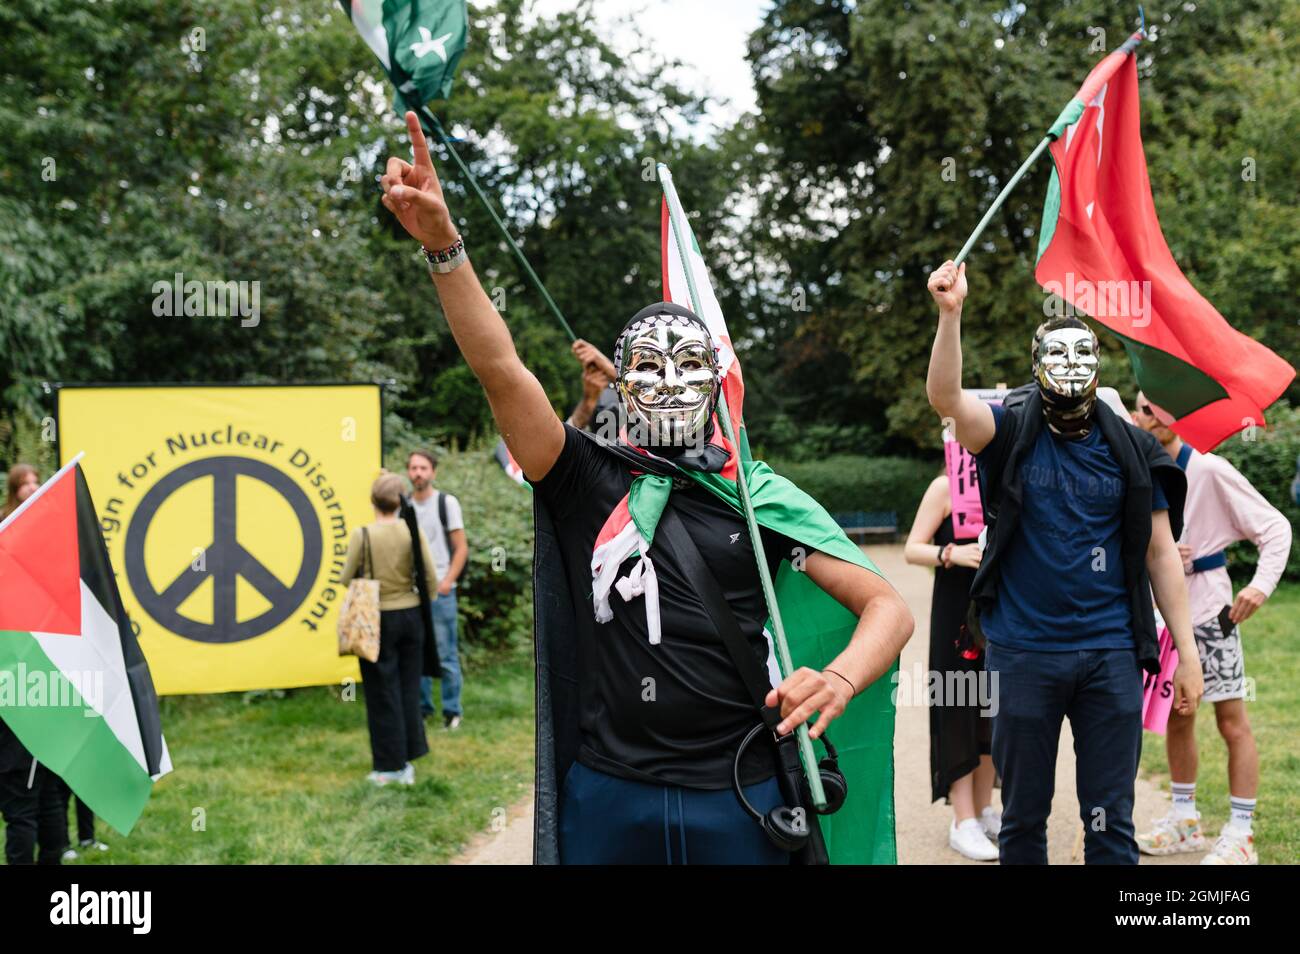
9, 587, 1296, 865
1140, 582, 1300, 864
3, 647, 536, 864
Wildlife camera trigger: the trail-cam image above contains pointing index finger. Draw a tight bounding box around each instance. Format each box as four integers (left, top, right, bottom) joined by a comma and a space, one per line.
405, 110, 434, 169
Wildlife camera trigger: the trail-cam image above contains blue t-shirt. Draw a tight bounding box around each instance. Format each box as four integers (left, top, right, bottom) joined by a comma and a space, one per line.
977, 404, 1168, 651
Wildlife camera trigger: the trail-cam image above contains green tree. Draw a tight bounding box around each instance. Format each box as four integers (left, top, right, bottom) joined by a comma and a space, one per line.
738, 0, 1298, 454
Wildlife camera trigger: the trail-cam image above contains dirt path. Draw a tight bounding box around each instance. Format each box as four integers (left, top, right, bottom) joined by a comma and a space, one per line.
452, 543, 1191, 865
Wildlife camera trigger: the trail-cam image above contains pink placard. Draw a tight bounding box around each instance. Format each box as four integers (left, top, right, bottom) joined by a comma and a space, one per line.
944, 437, 984, 540
1142, 627, 1180, 734
943, 391, 1004, 541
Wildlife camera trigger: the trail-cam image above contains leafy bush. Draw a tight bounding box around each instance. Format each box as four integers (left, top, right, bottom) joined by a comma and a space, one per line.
1217, 401, 1300, 584
384, 441, 535, 660
767, 454, 938, 531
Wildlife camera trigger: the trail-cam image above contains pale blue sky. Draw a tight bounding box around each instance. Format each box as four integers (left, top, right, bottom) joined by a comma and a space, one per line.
519, 0, 767, 126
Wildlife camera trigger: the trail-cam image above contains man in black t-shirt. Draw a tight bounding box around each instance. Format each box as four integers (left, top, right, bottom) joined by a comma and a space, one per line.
379, 113, 913, 863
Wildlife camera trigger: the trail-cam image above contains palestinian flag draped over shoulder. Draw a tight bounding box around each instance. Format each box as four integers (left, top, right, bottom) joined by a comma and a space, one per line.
0, 459, 169, 835
577, 185, 899, 864
340, 0, 468, 112
1035, 31, 1295, 451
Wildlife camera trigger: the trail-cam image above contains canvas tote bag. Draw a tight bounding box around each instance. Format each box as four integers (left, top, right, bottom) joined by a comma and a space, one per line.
337, 527, 381, 663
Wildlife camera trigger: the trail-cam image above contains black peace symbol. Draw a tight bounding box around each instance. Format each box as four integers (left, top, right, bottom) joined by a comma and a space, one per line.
124, 456, 322, 644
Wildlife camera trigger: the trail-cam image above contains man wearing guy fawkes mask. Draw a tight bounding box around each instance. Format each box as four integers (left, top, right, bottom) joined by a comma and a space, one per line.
377, 114, 913, 865
526, 302, 910, 863
926, 259, 1203, 865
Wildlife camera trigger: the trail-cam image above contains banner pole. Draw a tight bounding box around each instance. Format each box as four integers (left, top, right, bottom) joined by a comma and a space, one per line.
657, 163, 828, 811
418, 108, 577, 342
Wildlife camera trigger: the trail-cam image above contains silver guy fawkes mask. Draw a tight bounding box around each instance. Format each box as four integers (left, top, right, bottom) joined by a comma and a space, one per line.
1032, 324, 1099, 399
1031, 318, 1100, 439
614, 309, 719, 448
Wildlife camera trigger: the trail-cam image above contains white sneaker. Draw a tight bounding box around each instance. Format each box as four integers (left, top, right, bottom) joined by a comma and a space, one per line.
366, 768, 406, 787
1136, 812, 1205, 856
950, 818, 999, 861
1200, 825, 1257, 865
398, 762, 416, 786
61, 847, 79, 862
979, 806, 1002, 841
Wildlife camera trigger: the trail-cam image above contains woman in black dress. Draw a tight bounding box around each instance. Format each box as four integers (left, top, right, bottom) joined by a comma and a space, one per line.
905, 474, 998, 861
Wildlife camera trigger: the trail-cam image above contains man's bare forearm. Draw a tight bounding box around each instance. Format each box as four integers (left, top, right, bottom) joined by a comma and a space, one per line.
567, 396, 597, 430
446, 536, 468, 585
1150, 540, 1195, 659
926, 308, 965, 417
827, 593, 914, 692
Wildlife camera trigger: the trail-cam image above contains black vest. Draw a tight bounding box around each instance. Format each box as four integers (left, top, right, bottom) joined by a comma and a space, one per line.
967, 383, 1186, 675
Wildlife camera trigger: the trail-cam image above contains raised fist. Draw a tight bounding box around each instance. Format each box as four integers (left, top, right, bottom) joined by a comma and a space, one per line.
928, 260, 968, 316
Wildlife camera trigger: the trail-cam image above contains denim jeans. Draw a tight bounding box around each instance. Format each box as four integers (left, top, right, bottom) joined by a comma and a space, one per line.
985, 642, 1144, 865
558, 762, 791, 865
420, 587, 463, 718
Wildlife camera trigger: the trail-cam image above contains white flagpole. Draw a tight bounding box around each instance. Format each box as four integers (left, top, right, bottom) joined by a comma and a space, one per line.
657, 163, 827, 811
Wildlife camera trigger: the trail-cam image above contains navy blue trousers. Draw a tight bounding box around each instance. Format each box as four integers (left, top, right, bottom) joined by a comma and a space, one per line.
986, 643, 1144, 865
559, 761, 792, 865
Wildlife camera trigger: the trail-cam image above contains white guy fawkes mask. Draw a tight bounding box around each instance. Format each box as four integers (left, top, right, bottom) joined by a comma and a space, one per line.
1033, 325, 1099, 399
615, 318, 719, 448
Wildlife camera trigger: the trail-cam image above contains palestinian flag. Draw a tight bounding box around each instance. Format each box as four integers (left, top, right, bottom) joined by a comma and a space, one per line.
1035, 31, 1295, 451
661, 197, 748, 467
0, 458, 169, 835
340, 0, 468, 113
574, 443, 899, 864
591, 194, 754, 642
493, 438, 527, 487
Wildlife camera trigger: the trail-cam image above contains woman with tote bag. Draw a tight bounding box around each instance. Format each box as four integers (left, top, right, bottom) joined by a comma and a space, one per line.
339, 473, 440, 786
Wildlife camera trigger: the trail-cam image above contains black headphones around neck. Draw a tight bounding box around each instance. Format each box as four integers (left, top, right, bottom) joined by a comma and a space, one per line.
731, 723, 848, 853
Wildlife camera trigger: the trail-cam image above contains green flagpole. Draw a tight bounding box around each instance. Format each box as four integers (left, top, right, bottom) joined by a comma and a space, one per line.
952, 135, 1053, 266
657, 162, 828, 812
952, 21, 1146, 265
417, 107, 577, 343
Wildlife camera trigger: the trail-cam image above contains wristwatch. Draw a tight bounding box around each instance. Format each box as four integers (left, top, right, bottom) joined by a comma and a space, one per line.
421, 235, 467, 275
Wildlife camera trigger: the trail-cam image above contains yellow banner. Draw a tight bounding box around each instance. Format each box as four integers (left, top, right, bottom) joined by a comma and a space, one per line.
58, 385, 381, 694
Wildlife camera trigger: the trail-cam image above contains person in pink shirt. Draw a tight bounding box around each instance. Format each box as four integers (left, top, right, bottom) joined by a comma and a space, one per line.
1132, 393, 1292, 865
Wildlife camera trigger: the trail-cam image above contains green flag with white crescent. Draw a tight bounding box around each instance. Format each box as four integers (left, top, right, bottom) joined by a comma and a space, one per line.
339, 0, 468, 112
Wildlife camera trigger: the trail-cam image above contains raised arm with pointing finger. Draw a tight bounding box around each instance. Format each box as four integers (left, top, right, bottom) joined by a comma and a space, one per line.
381, 111, 565, 481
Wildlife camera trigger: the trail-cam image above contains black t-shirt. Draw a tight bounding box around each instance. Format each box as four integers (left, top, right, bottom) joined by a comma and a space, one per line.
533, 425, 800, 789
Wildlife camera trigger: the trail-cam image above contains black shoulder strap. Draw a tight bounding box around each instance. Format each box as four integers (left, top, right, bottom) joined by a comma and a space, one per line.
437, 490, 453, 556
656, 507, 780, 729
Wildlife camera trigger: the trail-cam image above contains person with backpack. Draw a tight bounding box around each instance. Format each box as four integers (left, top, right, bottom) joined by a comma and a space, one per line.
407, 449, 468, 730
925, 259, 1203, 864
